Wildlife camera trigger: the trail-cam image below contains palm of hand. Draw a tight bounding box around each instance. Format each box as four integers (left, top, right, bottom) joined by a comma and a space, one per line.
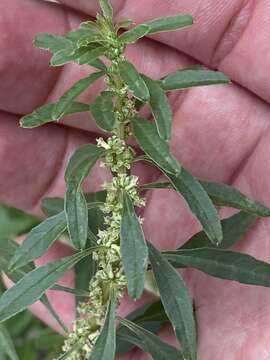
2, 1, 270, 359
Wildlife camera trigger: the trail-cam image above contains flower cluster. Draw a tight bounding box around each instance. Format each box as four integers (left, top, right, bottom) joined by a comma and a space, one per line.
62, 138, 145, 359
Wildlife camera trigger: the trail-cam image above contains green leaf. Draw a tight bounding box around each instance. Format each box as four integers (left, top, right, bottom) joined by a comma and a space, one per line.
120, 192, 148, 299
140, 181, 172, 190
118, 61, 150, 102
142, 75, 173, 140
182, 211, 256, 250
89, 296, 116, 360
65, 144, 104, 249
116, 300, 168, 354
41, 197, 65, 217
90, 91, 116, 131
66, 29, 101, 43
165, 248, 270, 289
148, 242, 197, 360
65, 185, 88, 249
145, 15, 193, 34
168, 168, 223, 245
20, 102, 89, 128
0, 239, 67, 333
34, 34, 73, 53
0, 323, 19, 360
131, 116, 181, 175
0, 204, 39, 238
41, 191, 106, 217
119, 24, 150, 44
53, 72, 104, 120
9, 212, 67, 271
99, 0, 113, 18
118, 317, 183, 360
200, 180, 270, 217
75, 47, 106, 66
116, 19, 133, 31
0, 248, 96, 323
162, 69, 230, 91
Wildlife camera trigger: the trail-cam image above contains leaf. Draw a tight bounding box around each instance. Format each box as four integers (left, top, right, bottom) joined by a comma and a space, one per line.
34, 34, 73, 53
182, 211, 256, 250
65, 185, 88, 249
53, 72, 104, 120
89, 296, 116, 360
0, 248, 96, 323
119, 24, 150, 44
142, 75, 173, 140
145, 15, 193, 34
120, 192, 148, 299
118, 61, 150, 102
0, 323, 19, 360
75, 47, 106, 65
140, 181, 172, 190
200, 180, 270, 217
41, 197, 65, 217
99, 0, 113, 18
118, 317, 183, 360
0, 204, 39, 238
148, 242, 197, 360
41, 191, 106, 217
9, 212, 67, 271
116, 19, 133, 31
131, 116, 181, 175
168, 168, 223, 245
90, 91, 116, 131
0, 239, 67, 333
116, 300, 168, 354
164, 248, 270, 289
65, 144, 104, 249
162, 69, 230, 91
20, 102, 89, 128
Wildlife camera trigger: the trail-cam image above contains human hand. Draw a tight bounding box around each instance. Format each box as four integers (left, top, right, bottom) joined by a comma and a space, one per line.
2, 0, 270, 358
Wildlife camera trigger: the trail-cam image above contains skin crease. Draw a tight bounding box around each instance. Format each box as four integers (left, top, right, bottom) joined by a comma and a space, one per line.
2, 0, 270, 358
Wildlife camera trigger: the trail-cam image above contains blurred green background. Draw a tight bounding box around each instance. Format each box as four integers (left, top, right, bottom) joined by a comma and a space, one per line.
0, 203, 64, 359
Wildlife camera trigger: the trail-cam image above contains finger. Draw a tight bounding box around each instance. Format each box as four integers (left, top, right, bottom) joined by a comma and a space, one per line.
59, 0, 270, 104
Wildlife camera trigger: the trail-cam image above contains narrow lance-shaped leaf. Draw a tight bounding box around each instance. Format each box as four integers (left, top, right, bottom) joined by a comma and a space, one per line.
0, 247, 96, 323
53, 72, 104, 120
120, 192, 148, 299
90, 91, 116, 131
118, 61, 150, 102
9, 211, 67, 271
182, 211, 256, 250
148, 242, 197, 360
0, 323, 19, 360
200, 180, 270, 217
142, 75, 173, 141
89, 296, 116, 360
20, 102, 89, 128
162, 69, 230, 91
116, 300, 168, 354
34, 34, 73, 53
164, 248, 270, 289
0, 238, 67, 333
131, 116, 181, 175
119, 24, 150, 44
50, 46, 106, 67
145, 15, 193, 34
99, 0, 113, 19
118, 317, 183, 360
168, 169, 223, 245
140, 179, 270, 218
65, 144, 104, 249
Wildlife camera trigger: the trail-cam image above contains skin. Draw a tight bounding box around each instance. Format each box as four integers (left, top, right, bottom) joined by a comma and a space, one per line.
2, 0, 270, 358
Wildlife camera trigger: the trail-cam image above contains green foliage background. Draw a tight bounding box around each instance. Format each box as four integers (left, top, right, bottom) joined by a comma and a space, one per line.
0, 203, 64, 359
